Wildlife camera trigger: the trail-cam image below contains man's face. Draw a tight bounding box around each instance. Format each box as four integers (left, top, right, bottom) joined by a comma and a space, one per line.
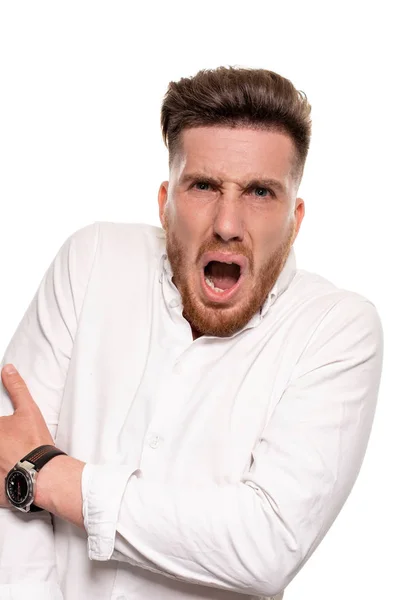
158, 126, 305, 338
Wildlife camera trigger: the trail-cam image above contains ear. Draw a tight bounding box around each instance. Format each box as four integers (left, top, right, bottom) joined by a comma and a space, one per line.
292, 197, 305, 242
158, 181, 169, 229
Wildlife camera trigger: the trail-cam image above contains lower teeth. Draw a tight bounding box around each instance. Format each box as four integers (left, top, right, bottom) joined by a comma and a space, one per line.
205, 276, 224, 293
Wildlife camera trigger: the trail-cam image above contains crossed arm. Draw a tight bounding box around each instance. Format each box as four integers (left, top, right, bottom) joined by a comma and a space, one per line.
0, 224, 384, 598
0, 307, 384, 598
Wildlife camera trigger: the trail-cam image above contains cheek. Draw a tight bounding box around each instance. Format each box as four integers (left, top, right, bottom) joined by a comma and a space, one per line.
175, 203, 209, 242
252, 224, 291, 265
253, 209, 293, 241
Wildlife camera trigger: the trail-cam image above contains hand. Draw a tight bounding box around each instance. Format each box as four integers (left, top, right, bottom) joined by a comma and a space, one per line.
0, 364, 54, 507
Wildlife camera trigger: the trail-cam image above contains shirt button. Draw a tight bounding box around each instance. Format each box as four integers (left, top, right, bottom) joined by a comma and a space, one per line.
148, 434, 160, 449
169, 299, 180, 308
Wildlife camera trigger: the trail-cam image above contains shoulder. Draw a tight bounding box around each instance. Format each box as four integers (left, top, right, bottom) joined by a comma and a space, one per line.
66, 221, 166, 270
289, 266, 380, 319
286, 267, 383, 357
69, 221, 165, 256
65, 222, 166, 296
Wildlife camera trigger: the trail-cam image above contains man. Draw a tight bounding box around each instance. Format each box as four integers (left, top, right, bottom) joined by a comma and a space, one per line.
0, 66, 383, 600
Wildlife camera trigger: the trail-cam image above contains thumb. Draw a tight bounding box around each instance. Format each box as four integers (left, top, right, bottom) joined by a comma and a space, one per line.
1, 364, 33, 411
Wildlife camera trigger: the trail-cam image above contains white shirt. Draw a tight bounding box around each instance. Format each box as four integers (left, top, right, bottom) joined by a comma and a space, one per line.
0, 221, 383, 600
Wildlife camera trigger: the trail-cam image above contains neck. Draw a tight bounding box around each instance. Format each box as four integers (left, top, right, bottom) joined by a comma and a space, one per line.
190, 324, 202, 341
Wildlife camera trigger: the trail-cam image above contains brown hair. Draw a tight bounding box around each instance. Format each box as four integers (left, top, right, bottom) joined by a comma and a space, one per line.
161, 65, 312, 182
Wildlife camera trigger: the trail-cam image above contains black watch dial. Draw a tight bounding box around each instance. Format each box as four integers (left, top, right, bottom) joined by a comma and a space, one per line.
6, 470, 31, 505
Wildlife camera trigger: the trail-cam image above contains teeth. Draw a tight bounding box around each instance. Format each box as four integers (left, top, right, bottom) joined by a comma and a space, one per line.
205, 276, 225, 293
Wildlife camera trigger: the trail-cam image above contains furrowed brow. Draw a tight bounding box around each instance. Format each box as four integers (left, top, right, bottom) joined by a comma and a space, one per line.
179, 172, 287, 195
179, 172, 223, 187
243, 178, 287, 195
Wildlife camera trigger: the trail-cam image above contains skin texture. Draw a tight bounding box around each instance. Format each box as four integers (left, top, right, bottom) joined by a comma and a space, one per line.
158, 126, 305, 339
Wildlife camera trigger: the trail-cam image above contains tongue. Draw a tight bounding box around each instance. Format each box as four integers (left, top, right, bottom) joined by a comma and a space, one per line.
209, 262, 239, 290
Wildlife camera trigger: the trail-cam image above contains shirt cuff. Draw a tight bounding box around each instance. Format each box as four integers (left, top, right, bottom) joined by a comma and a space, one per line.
0, 583, 63, 600
82, 463, 140, 561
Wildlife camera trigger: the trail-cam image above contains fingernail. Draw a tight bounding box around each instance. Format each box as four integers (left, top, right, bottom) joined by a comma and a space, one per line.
3, 364, 17, 375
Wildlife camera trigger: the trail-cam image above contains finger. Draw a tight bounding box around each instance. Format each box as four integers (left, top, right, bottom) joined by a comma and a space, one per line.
1, 364, 33, 410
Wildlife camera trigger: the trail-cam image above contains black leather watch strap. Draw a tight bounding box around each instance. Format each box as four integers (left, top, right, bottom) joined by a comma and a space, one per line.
21, 445, 67, 512
22, 444, 66, 471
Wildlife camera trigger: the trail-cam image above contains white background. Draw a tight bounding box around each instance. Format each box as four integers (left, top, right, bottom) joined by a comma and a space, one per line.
0, 1, 398, 598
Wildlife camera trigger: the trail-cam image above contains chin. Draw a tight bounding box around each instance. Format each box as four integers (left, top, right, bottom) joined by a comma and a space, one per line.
182, 285, 262, 338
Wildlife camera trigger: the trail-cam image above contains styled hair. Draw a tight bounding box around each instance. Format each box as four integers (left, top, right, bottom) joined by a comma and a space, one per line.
161, 66, 312, 182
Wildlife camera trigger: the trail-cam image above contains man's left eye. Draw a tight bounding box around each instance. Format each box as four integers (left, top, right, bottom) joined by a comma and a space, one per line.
251, 187, 271, 197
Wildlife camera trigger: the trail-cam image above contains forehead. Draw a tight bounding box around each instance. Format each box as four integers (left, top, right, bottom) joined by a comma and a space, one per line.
175, 126, 297, 182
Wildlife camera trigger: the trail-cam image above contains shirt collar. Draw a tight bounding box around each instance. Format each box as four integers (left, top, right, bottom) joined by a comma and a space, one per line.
260, 246, 297, 317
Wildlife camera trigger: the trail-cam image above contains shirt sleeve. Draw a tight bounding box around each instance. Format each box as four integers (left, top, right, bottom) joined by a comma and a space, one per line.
0, 223, 99, 598
81, 296, 383, 598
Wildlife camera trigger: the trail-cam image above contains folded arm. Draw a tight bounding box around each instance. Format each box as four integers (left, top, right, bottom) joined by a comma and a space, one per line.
37, 296, 383, 598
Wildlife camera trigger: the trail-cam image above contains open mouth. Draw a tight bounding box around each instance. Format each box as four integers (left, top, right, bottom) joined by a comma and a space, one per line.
204, 261, 241, 293
199, 252, 248, 302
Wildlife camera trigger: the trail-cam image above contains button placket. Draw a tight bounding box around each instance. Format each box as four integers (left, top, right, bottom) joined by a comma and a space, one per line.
139, 362, 190, 470
148, 433, 161, 449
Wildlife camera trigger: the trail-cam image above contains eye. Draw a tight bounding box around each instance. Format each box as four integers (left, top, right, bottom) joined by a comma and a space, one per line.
248, 186, 275, 198
192, 181, 213, 191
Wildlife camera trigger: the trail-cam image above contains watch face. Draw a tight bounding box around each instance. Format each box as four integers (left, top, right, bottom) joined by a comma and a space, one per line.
6, 470, 31, 505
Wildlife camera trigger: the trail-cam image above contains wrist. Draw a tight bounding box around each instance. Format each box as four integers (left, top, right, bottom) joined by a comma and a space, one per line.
34, 454, 69, 510
35, 455, 86, 528
4, 444, 67, 513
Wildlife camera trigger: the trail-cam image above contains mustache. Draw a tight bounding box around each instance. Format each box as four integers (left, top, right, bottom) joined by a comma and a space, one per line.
196, 241, 253, 263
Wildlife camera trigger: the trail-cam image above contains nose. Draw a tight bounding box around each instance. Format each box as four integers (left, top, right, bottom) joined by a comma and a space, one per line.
212, 194, 244, 243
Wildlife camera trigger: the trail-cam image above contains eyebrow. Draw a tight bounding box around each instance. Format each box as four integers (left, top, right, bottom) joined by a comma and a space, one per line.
179, 172, 287, 195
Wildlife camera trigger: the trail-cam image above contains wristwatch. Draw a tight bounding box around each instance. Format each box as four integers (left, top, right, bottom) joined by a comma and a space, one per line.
5, 444, 67, 513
